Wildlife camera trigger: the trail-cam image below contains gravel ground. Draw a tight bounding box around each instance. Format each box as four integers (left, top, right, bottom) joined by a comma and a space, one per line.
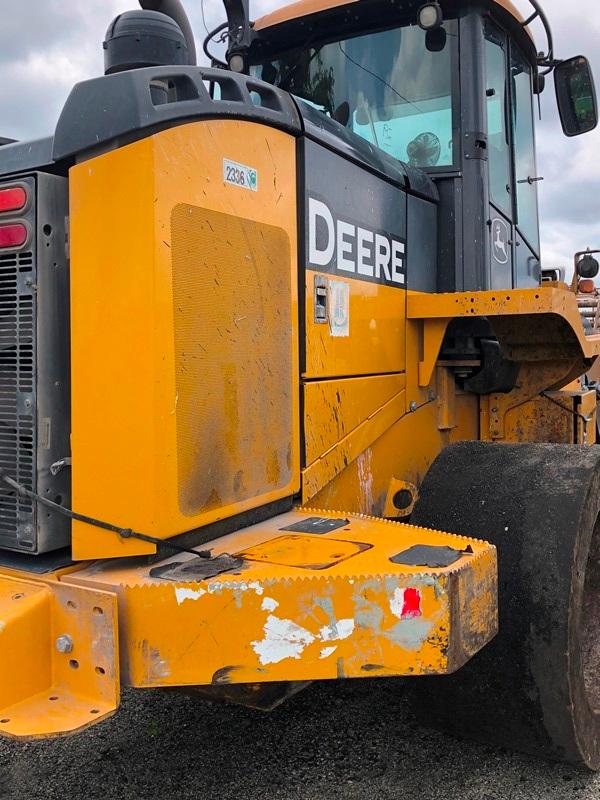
1, 680, 600, 800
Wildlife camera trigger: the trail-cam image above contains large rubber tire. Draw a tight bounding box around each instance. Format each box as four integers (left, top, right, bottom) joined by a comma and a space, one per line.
409, 441, 600, 769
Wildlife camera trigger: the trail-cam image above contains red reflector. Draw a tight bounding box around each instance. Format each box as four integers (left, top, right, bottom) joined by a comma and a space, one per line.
0, 223, 27, 249
401, 588, 422, 619
0, 187, 27, 213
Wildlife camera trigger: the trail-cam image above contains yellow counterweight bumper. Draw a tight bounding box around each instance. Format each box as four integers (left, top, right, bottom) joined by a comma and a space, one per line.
0, 509, 497, 739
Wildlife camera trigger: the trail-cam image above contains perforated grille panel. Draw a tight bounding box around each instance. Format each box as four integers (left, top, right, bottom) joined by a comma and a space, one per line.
0, 250, 35, 547
0, 173, 70, 555
171, 204, 293, 517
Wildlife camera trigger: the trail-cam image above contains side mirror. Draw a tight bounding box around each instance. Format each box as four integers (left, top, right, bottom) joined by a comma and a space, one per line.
555, 56, 598, 137
576, 250, 600, 280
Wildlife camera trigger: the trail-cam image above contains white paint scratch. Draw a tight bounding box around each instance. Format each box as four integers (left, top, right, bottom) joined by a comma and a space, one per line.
252, 615, 315, 665
390, 587, 405, 619
320, 646, 338, 660
261, 597, 279, 612
320, 618, 355, 642
175, 587, 206, 605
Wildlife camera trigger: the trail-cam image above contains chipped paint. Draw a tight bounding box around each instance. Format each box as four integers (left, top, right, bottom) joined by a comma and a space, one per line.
141, 640, 171, 681
252, 608, 356, 666
175, 587, 206, 605
320, 619, 355, 641
261, 597, 279, 612
252, 615, 315, 665
385, 617, 434, 651
357, 448, 374, 514
320, 646, 337, 659
390, 587, 405, 618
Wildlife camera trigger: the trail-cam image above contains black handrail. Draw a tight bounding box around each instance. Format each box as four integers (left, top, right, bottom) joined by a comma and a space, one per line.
521, 0, 556, 72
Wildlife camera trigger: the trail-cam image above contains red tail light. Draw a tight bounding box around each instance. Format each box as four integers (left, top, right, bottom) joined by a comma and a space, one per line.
0, 187, 27, 213
0, 223, 28, 249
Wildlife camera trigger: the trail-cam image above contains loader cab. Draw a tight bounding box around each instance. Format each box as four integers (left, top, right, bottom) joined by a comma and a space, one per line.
249, 0, 596, 293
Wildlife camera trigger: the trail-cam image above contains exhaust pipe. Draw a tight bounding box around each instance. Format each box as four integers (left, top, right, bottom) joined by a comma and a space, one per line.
139, 0, 197, 64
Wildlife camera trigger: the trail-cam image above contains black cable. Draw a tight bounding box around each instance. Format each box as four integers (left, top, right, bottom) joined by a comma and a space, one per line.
200, 0, 211, 36
0, 470, 212, 560
203, 21, 229, 66
337, 41, 423, 114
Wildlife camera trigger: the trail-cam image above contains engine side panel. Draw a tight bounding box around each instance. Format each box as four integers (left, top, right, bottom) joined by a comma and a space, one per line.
69, 119, 299, 559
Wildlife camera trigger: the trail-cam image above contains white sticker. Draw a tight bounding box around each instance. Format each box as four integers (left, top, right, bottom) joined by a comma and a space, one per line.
223, 159, 258, 191
329, 279, 350, 337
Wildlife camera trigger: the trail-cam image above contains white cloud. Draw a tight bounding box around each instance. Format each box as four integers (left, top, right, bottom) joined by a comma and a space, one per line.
1, 0, 599, 267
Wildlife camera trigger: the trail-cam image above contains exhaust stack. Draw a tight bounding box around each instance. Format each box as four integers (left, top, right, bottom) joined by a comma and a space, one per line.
139, 0, 197, 65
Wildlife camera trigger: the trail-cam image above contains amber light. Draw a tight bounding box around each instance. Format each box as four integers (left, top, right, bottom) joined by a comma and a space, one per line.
0, 223, 28, 249
579, 279, 596, 294
0, 187, 27, 214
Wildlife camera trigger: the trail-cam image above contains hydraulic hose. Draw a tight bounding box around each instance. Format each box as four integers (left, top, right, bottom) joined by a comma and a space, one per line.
139, 0, 197, 64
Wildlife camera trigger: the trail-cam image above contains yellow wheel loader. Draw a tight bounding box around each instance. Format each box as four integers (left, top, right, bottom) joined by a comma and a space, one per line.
0, 0, 600, 768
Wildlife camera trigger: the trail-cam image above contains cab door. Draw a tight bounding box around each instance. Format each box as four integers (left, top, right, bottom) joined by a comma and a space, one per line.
484, 21, 541, 289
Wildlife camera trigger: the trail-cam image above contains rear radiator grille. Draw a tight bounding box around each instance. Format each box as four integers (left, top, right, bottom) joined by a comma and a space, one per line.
0, 251, 35, 543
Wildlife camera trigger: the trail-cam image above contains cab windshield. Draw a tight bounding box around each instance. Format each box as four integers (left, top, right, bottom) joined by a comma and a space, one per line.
251, 22, 458, 169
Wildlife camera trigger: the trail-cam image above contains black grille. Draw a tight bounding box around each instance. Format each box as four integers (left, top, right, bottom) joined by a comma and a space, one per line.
0, 251, 35, 547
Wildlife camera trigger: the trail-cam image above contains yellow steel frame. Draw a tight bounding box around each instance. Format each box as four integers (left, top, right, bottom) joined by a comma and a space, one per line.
0, 572, 119, 739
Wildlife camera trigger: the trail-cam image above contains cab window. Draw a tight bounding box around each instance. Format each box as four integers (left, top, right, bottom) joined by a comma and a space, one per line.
251, 22, 458, 169
484, 23, 512, 218
511, 47, 540, 253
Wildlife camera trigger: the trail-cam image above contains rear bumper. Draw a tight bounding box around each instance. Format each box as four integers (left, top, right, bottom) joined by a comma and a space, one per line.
0, 508, 497, 739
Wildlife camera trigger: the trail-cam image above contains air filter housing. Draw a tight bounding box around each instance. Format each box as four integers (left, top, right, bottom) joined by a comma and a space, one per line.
103, 10, 189, 75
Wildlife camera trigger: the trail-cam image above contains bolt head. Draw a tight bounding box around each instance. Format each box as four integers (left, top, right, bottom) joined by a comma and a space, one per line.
55, 635, 73, 654
409, 401, 418, 413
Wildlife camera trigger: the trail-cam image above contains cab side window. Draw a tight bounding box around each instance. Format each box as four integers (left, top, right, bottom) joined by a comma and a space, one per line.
511, 47, 540, 253
484, 24, 512, 218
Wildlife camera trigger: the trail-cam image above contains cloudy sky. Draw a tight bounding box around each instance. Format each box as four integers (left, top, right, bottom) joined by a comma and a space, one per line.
2, 0, 599, 270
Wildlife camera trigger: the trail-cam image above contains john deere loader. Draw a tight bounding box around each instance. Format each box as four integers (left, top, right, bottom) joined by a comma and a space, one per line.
0, 0, 600, 768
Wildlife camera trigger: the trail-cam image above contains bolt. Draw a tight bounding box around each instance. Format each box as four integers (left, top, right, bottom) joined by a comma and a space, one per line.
409, 401, 418, 413
55, 635, 74, 654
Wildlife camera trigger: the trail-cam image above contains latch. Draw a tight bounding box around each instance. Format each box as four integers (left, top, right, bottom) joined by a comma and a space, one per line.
314, 275, 328, 324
